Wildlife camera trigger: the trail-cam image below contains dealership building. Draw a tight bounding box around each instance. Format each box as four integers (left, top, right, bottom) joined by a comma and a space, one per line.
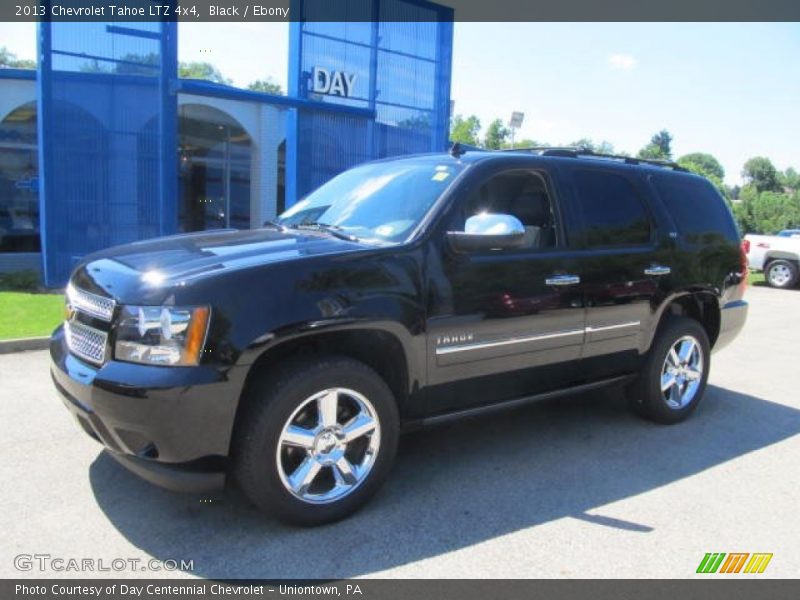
0, 0, 454, 285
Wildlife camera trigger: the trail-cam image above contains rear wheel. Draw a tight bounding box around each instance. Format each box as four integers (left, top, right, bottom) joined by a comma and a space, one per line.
234, 356, 399, 525
628, 317, 710, 424
764, 259, 798, 289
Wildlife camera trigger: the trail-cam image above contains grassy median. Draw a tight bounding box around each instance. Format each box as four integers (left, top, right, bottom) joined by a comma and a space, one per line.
0, 292, 63, 340
0, 271, 63, 340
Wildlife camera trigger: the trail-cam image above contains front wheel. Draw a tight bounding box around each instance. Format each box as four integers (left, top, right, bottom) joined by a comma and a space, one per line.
764, 259, 799, 289
234, 356, 399, 525
628, 317, 710, 424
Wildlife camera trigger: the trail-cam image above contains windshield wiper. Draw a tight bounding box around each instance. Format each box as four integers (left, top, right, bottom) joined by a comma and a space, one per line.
294, 222, 360, 242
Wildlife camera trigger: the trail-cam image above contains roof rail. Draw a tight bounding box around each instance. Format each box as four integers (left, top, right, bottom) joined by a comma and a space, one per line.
499, 146, 688, 172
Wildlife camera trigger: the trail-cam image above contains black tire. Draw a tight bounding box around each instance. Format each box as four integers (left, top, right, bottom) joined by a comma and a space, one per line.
764, 259, 799, 289
233, 355, 399, 526
627, 316, 710, 424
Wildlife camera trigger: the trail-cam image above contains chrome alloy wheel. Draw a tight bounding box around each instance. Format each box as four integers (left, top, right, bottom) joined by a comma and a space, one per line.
768, 263, 793, 287
661, 335, 704, 409
276, 388, 380, 504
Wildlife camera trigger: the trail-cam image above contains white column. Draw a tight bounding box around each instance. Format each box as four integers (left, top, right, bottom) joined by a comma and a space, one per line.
252, 103, 287, 225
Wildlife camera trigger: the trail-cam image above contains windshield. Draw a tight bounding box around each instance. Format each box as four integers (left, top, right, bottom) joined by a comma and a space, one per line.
277, 158, 464, 243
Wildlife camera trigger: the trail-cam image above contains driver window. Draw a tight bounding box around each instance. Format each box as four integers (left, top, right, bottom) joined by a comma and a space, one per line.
457, 171, 558, 250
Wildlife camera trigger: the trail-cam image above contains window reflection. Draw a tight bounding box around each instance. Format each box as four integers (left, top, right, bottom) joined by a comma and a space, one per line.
0, 102, 40, 253
178, 104, 252, 232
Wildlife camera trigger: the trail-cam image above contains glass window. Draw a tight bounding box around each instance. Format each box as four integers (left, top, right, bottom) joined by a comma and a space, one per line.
571, 169, 651, 247
0, 102, 40, 253
278, 157, 464, 243
178, 104, 252, 232
178, 23, 288, 93
651, 174, 739, 243
449, 170, 557, 250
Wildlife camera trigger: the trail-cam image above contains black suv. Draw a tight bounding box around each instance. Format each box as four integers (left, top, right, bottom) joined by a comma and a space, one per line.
51, 148, 748, 525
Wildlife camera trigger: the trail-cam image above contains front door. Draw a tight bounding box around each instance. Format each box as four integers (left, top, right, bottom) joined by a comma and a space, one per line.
422, 166, 586, 416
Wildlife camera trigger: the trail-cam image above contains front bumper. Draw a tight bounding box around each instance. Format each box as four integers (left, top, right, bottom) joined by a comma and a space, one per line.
714, 299, 748, 352
51, 325, 247, 493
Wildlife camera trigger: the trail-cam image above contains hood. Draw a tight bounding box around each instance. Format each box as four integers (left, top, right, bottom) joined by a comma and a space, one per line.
70, 228, 366, 302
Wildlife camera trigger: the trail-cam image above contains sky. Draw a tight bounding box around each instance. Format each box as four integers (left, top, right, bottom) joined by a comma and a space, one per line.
2, 21, 798, 184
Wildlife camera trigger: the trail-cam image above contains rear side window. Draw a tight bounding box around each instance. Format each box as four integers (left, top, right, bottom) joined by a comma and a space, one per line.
570, 169, 651, 247
651, 174, 740, 243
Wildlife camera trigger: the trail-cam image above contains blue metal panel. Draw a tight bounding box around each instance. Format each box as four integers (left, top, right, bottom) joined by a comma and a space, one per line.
38, 17, 178, 286
36, 22, 52, 284
0, 68, 36, 81
286, 0, 454, 207
159, 22, 178, 237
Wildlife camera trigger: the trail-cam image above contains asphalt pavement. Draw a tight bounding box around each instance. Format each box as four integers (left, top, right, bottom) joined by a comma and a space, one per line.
1, 284, 798, 579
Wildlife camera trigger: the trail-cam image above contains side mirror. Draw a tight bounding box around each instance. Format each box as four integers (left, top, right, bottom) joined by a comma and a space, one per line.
446, 213, 527, 253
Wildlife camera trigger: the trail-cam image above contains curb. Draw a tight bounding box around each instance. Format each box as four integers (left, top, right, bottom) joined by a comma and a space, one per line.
0, 337, 50, 354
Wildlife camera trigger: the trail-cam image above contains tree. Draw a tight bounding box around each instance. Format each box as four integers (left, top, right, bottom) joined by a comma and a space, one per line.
178, 62, 231, 85
484, 118, 510, 150
780, 167, 800, 192
115, 52, 159, 76
732, 191, 756, 234
0, 46, 35, 69
248, 78, 283, 95
569, 138, 615, 154
677, 152, 725, 181
501, 138, 543, 149
595, 140, 615, 155
677, 152, 730, 200
397, 113, 431, 131
638, 129, 673, 160
749, 191, 800, 234
449, 114, 481, 146
742, 156, 781, 193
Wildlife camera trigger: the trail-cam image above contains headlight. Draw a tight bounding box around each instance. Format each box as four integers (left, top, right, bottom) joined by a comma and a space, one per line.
115, 305, 210, 366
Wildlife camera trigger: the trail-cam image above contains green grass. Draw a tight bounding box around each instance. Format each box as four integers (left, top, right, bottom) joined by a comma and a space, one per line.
0, 292, 64, 340
747, 270, 766, 286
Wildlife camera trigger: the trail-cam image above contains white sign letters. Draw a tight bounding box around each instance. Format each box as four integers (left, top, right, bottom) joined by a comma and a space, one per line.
312, 67, 357, 98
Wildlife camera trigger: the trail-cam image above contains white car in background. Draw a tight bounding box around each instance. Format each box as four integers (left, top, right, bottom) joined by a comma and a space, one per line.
744, 233, 800, 288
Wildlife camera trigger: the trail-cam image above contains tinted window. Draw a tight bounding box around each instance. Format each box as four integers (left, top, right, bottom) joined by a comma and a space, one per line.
571, 169, 651, 247
652, 175, 740, 243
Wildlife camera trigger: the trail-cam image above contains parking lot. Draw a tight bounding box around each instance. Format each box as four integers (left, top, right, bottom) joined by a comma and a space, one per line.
1, 284, 798, 579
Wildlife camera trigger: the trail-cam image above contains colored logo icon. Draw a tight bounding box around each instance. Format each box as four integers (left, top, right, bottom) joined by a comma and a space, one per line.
696, 553, 773, 574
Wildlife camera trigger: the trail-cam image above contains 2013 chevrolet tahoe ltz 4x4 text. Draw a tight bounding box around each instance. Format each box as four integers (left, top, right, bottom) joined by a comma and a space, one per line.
51, 148, 748, 525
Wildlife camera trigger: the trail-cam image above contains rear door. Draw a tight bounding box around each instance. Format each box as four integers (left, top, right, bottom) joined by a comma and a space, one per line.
558, 165, 673, 378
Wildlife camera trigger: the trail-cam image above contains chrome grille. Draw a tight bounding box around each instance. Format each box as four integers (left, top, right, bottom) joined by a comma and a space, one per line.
65, 320, 108, 365
66, 284, 116, 322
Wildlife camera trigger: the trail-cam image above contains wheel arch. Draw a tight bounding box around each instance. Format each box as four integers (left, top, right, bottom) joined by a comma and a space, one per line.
764, 252, 800, 267
646, 291, 721, 352
230, 322, 421, 454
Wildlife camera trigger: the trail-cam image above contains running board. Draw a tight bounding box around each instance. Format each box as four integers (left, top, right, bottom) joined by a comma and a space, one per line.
415, 374, 635, 428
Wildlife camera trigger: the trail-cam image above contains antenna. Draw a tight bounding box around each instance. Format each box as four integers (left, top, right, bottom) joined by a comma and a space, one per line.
449, 142, 465, 158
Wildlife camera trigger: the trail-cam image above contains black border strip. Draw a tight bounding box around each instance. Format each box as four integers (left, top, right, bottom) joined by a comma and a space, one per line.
3, 0, 800, 22
4, 579, 800, 600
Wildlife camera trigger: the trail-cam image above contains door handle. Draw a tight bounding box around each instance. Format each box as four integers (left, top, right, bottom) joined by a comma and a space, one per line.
644, 265, 671, 276
545, 274, 581, 286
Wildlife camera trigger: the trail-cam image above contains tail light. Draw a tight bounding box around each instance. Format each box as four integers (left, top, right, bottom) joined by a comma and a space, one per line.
739, 241, 748, 292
